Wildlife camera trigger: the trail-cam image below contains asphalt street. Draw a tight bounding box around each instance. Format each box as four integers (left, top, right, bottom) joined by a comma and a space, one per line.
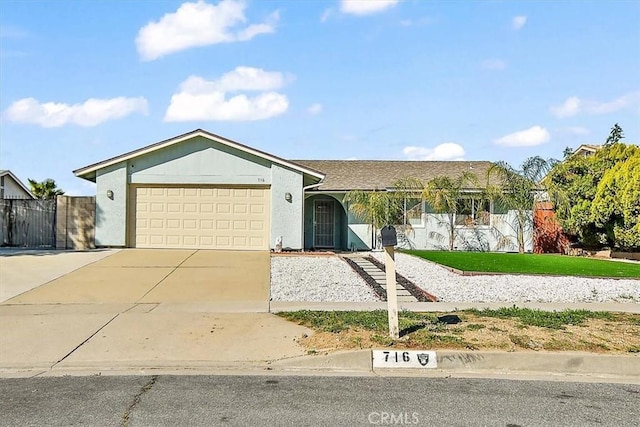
1, 375, 638, 426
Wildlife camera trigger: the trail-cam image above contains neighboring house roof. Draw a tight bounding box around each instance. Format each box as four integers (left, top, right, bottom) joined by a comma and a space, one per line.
293, 160, 499, 191
0, 170, 36, 199
73, 129, 325, 183
572, 144, 601, 157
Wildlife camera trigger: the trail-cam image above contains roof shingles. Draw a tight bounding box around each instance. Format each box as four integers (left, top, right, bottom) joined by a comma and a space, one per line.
293, 160, 498, 191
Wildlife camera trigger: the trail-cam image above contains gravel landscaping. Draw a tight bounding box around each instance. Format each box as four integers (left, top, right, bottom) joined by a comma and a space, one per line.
270, 253, 640, 303
270, 256, 379, 302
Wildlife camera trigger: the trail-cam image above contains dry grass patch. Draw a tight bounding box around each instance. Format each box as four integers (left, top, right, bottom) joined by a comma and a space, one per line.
279, 309, 640, 355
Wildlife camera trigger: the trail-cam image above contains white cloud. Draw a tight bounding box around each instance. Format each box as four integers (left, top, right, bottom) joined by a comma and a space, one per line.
340, 0, 399, 16
494, 126, 550, 147
320, 8, 333, 23
549, 96, 581, 118
165, 66, 290, 122
136, 0, 278, 61
512, 15, 527, 30
403, 143, 465, 161
180, 66, 287, 93
3, 96, 148, 127
481, 59, 507, 70
166, 92, 287, 121
550, 92, 640, 118
399, 16, 434, 27
307, 103, 323, 115
584, 92, 640, 115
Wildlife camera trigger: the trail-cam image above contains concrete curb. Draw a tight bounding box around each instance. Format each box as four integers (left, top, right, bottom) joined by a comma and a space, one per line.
3, 350, 638, 383
269, 350, 373, 373
434, 350, 640, 378
269, 301, 640, 313
271, 350, 640, 383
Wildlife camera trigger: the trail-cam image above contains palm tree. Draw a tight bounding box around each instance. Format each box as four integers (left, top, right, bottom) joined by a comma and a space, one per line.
343, 189, 405, 249
28, 178, 65, 200
395, 172, 478, 251
486, 157, 555, 253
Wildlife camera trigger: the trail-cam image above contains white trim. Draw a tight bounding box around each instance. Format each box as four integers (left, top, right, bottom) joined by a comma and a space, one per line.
0, 170, 36, 199
74, 129, 325, 181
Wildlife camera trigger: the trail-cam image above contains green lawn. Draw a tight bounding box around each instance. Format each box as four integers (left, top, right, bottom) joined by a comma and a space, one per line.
403, 250, 640, 278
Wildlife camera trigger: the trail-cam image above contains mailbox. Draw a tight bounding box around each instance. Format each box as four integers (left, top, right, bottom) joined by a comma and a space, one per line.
380, 225, 397, 247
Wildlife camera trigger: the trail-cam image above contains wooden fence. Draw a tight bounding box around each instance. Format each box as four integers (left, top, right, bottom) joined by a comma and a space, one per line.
0, 196, 96, 249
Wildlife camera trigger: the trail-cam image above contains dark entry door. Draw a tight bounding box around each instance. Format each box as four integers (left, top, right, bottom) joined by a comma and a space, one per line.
314, 200, 334, 248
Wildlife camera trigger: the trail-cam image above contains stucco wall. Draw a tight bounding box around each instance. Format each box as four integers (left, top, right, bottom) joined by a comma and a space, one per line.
95, 162, 128, 246
129, 136, 271, 186
348, 224, 372, 250
56, 196, 95, 250
271, 164, 303, 250
398, 212, 533, 252
305, 191, 533, 252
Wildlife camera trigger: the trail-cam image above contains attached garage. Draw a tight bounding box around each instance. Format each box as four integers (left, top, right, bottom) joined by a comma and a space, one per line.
73, 129, 324, 251
130, 186, 270, 250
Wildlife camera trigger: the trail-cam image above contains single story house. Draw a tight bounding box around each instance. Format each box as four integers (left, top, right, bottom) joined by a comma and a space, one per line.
74, 129, 532, 252
0, 170, 36, 200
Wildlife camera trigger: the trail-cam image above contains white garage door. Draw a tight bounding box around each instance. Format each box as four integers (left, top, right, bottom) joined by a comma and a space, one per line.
131, 186, 270, 250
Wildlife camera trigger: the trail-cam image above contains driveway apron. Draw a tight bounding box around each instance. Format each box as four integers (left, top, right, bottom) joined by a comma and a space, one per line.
5, 249, 270, 304
0, 250, 305, 373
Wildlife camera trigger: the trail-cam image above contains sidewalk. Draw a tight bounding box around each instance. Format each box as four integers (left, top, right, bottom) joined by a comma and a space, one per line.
1, 300, 638, 382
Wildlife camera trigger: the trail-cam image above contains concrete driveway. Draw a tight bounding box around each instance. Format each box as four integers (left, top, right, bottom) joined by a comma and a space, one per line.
0, 249, 312, 374
4, 249, 271, 306
0, 249, 117, 303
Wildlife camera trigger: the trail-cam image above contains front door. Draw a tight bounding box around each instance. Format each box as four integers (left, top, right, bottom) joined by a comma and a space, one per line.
314, 200, 335, 248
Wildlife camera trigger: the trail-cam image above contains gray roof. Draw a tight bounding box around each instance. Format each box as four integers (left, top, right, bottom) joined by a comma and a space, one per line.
293, 160, 498, 191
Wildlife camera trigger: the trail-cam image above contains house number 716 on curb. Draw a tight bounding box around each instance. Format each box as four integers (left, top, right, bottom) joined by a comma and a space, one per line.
372, 350, 437, 369
384, 351, 410, 363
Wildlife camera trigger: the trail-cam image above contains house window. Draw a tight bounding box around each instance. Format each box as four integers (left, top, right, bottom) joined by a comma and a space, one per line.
455, 198, 490, 226
404, 198, 423, 226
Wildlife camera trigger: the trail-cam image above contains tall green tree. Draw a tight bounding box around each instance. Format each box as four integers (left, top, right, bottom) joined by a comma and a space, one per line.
28, 178, 64, 200
396, 172, 479, 251
547, 125, 639, 249
589, 148, 640, 249
487, 157, 555, 253
605, 123, 624, 146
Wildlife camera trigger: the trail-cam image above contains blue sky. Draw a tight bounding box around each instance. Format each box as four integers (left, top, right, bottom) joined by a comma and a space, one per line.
1, 0, 639, 195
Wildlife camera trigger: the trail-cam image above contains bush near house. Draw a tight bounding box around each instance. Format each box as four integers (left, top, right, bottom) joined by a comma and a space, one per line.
546, 125, 640, 251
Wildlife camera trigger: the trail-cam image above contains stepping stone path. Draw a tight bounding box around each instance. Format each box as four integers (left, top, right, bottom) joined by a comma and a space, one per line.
343, 255, 419, 302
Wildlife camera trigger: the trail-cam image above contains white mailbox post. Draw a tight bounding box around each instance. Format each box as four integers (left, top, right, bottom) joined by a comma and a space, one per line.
381, 225, 399, 339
